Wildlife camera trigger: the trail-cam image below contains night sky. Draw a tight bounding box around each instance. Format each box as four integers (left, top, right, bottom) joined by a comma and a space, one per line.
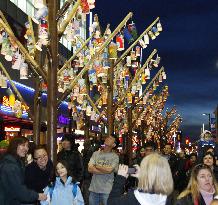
94, 0, 218, 141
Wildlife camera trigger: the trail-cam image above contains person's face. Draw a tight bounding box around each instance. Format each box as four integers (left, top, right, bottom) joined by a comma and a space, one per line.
197, 169, 213, 192
104, 136, 115, 148
179, 150, 185, 158
62, 140, 71, 150
17, 142, 29, 158
190, 155, 197, 164
164, 145, 172, 155
140, 150, 145, 157
203, 154, 214, 167
145, 147, 153, 156
56, 162, 67, 178
34, 149, 48, 169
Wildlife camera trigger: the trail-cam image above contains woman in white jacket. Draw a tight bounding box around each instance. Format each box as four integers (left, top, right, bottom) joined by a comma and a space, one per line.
41, 160, 84, 205
108, 153, 174, 205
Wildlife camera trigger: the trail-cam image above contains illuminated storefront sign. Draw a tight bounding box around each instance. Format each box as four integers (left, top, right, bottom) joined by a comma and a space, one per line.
4, 126, 21, 132
58, 114, 70, 125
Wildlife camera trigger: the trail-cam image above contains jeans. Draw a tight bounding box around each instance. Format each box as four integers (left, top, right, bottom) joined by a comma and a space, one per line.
89, 191, 109, 205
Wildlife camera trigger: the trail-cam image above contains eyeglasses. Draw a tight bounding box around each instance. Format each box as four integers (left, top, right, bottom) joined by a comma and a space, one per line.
34, 154, 48, 161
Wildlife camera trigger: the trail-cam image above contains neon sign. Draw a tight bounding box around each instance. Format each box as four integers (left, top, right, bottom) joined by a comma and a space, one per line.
58, 114, 70, 125
4, 126, 21, 132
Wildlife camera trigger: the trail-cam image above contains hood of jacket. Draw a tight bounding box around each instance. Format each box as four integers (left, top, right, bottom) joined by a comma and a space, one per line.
134, 190, 167, 205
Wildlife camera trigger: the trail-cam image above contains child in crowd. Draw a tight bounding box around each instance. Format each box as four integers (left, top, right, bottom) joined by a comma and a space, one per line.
41, 160, 84, 205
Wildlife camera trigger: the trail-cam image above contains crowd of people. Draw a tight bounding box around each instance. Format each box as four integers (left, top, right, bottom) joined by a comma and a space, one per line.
1, 134, 218, 205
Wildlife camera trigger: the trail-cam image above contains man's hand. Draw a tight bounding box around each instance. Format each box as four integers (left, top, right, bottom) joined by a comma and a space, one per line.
38, 193, 47, 201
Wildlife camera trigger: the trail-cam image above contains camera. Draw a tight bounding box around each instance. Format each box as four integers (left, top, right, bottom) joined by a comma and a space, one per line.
127, 167, 136, 174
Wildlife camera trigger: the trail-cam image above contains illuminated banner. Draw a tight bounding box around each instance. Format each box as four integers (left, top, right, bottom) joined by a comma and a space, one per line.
4, 126, 21, 132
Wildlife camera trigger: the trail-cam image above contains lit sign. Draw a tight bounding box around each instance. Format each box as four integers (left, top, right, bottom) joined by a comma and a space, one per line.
4, 126, 21, 132
58, 114, 70, 125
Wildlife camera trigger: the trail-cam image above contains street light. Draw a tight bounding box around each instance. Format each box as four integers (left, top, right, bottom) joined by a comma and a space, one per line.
202, 113, 211, 131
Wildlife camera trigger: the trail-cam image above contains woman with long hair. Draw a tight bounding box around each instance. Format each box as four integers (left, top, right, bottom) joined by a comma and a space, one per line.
0, 137, 47, 205
108, 153, 174, 205
175, 164, 218, 205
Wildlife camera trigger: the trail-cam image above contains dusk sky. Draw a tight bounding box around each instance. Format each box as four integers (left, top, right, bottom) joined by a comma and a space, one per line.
94, 0, 218, 140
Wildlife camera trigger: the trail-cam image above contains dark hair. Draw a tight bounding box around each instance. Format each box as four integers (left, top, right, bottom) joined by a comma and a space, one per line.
145, 141, 156, 150
7, 137, 29, 158
202, 151, 216, 166
189, 152, 197, 159
27, 141, 36, 156
61, 133, 75, 144
56, 160, 76, 183
34, 144, 48, 153
164, 143, 173, 149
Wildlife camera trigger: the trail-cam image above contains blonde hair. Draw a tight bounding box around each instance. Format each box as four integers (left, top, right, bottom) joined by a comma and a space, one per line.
178, 164, 218, 201
138, 153, 173, 195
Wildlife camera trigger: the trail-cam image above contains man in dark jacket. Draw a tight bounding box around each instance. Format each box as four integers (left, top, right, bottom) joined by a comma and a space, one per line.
57, 134, 83, 182
25, 145, 54, 193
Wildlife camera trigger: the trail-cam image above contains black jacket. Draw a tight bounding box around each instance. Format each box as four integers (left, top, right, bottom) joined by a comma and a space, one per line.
25, 159, 54, 192
108, 175, 173, 205
175, 193, 206, 205
57, 149, 83, 182
0, 154, 38, 205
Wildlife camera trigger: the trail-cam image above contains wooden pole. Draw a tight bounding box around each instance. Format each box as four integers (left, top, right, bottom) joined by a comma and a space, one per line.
28, 16, 36, 54
33, 78, 42, 145
127, 107, 133, 165
0, 19, 47, 82
58, 0, 81, 37
0, 62, 33, 119
84, 72, 90, 139
107, 59, 115, 136
134, 66, 164, 105
113, 17, 160, 69
47, 0, 58, 162
113, 50, 157, 113
57, 33, 94, 75
57, 12, 133, 106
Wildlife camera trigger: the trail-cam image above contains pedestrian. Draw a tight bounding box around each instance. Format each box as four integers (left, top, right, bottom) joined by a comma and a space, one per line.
202, 151, 218, 181
108, 153, 174, 205
175, 164, 218, 205
88, 135, 119, 205
0, 137, 47, 205
25, 145, 54, 193
40, 160, 84, 205
57, 133, 83, 183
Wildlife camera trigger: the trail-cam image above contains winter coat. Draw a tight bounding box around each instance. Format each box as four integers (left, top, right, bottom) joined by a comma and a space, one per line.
108, 175, 173, 205
57, 150, 83, 182
25, 159, 54, 192
40, 176, 84, 205
175, 193, 207, 205
0, 154, 39, 205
